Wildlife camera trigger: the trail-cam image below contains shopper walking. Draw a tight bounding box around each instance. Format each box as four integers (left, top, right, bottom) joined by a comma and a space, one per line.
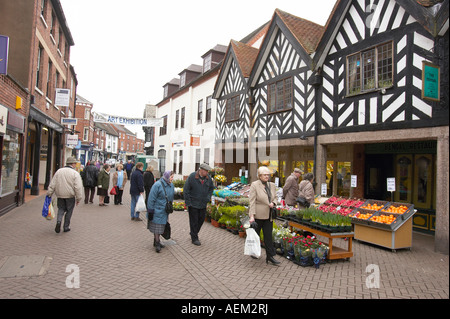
183, 163, 215, 246
46, 156, 83, 233
125, 160, 134, 180
248, 166, 280, 265
97, 164, 111, 206
143, 165, 155, 208
298, 173, 315, 209
147, 170, 174, 253
80, 160, 98, 204
112, 163, 127, 205
129, 162, 145, 221
282, 168, 302, 206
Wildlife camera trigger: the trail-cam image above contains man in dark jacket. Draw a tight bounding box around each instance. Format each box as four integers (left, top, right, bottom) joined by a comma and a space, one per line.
184, 163, 215, 246
129, 162, 144, 221
80, 161, 99, 204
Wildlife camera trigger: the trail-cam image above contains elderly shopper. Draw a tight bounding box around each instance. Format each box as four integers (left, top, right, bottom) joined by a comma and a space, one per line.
47, 156, 83, 233
147, 170, 174, 253
112, 163, 127, 205
183, 163, 215, 246
129, 162, 145, 221
248, 166, 280, 265
143, 165, 155, 208
80, 160, 98, 204
282, 168, 302, 206
298, 173, 315, 208
97, 164, 111, 206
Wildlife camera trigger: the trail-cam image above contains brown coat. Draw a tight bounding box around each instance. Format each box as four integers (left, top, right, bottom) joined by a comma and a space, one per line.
282, 173, 300, 206
112, 170, 128, 190
298, 180, 314, 207
249, 180, 277, 220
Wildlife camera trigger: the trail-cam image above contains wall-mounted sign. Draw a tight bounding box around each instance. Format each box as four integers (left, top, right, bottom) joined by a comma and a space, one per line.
55, 88, 71, 107
61, 118, 77, 125
0, 35, 9, 75
422, 61, 440, 102
190, 136, 200, 146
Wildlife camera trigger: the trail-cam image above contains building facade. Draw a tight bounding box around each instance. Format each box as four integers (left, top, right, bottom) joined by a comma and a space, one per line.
0, 0, 77, 214
213, 1, 448, 254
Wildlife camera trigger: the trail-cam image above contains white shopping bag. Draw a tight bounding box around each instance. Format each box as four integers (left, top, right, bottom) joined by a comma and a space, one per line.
136, 194, 147, 212
244, 228, 261, 258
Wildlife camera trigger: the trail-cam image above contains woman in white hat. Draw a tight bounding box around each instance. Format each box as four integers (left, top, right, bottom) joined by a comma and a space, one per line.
248, 166, 280, 265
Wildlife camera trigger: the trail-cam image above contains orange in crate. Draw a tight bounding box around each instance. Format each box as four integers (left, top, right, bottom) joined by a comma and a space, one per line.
360, 203, 384, 211
370, 214, 396, 224
381, 205, 408, 214
354, 212, 372, 220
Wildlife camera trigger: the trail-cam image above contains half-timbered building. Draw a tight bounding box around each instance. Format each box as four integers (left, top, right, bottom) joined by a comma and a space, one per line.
213, 0, 448, 253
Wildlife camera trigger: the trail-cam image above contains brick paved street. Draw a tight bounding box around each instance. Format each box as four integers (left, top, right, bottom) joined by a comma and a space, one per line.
0, 181, 448, 306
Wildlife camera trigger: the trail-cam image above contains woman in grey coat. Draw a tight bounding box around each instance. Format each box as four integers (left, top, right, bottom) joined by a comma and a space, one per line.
147, 170, 174, 253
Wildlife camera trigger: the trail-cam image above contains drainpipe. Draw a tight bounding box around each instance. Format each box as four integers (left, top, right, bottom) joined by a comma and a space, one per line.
310, 68, 323, 190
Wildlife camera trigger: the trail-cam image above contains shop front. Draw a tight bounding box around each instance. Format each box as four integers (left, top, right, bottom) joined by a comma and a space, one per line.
365, 141, 437, 234
27, 106, 64, 195
0, 105, 26, 216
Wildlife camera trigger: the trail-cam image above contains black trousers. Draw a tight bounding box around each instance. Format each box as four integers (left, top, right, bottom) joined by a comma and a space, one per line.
114, 189, 124, 204
188, 206, 206, 241
254, 218, 276, 258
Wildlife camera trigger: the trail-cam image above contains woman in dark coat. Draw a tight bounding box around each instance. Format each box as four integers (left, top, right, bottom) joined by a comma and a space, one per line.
143, 165, 155, 208
97, 164, 111, 206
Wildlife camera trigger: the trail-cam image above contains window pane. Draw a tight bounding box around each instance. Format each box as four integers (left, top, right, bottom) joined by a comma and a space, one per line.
347, 54, 361, 95
284, 78, 292, 109
276, 81, 284, 111
377, 42, 393, 88
362, 49, 375, 91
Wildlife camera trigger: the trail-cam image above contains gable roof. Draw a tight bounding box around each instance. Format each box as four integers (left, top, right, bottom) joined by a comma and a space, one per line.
230, 40, 260, 77
248, 8, 327, 87
275, 9, 326, 55
212, 40, 260, 99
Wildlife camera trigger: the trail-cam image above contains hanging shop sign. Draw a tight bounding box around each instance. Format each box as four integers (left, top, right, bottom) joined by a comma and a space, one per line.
422, 61, 440, 102
93, 112, 163, 127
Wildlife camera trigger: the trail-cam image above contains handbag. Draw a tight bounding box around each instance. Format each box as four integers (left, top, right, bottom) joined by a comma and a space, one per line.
110, 186, 117, 195
162, 222, 171, 240
161, 182, 173, 214
296, 196, 310, 208
104, 195, 110, 204
244, 228, 261, 258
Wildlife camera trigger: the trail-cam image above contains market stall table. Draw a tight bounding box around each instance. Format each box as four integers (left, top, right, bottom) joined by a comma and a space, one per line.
288, 221, 354, 261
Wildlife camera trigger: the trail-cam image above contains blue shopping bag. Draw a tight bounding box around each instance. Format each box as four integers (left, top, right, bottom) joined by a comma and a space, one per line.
42, 195, 52, 218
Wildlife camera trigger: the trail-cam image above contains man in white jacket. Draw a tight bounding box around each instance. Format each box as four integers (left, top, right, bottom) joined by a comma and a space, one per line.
47, 157, 83, 233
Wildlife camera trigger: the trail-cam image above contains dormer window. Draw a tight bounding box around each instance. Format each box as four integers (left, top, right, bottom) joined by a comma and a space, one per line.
164, 86, 168, 98
180, 73, 186, 87
203, 54, 212, 73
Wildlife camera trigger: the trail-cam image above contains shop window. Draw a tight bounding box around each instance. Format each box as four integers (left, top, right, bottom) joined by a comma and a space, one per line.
337, 162, 351, 197
1, 131, 21, 196
395, 155, 412, 202
326, 161, 334, 196
413, 155, 432, 209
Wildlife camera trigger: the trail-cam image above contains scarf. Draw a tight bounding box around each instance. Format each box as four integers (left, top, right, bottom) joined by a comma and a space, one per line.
117, 171, 123, 188
162, 170, 172, 184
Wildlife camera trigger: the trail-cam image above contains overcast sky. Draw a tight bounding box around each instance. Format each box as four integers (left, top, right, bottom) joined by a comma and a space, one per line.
59, 0, 337, 139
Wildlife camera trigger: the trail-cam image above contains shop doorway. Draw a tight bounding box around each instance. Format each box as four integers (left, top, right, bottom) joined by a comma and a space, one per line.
364, 154, 394, 200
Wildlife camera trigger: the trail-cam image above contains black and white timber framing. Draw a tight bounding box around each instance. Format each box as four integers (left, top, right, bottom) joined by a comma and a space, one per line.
213, 0, 449, 143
